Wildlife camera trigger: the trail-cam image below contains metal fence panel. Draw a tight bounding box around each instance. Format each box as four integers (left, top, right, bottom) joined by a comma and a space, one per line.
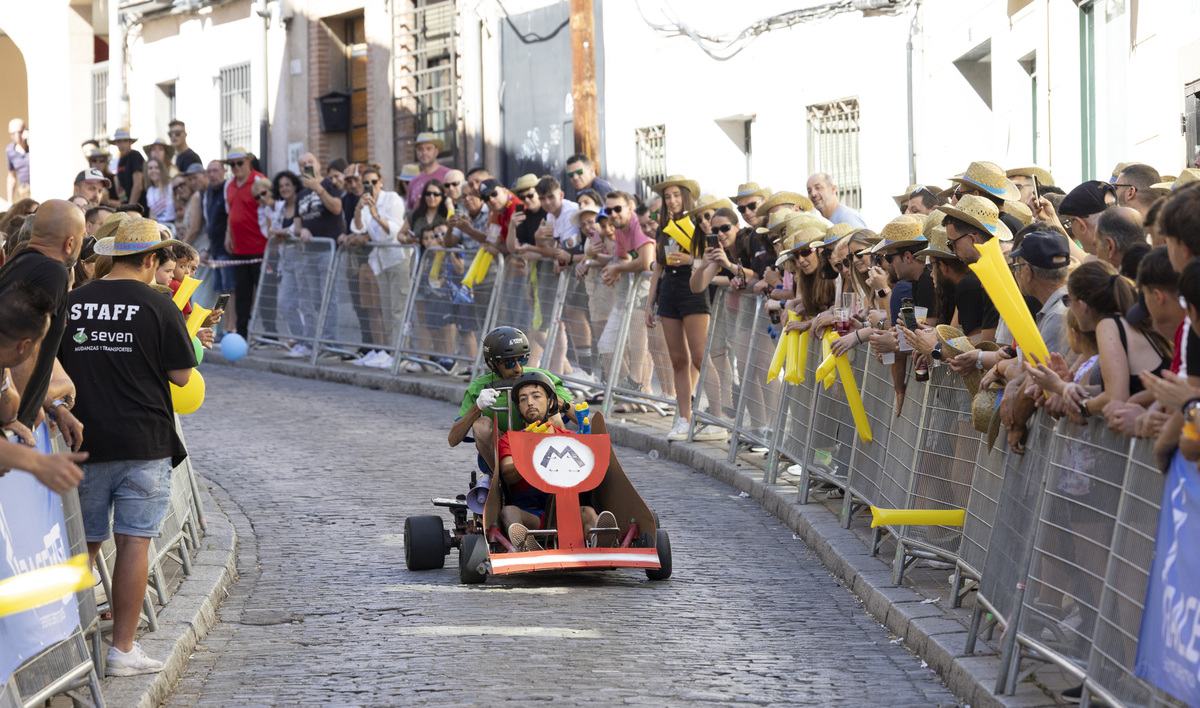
843, 353, 896, 517
248, 238, 338, 354
607, 273, 676, 415
314, 243, 419, 362
394, 246, 484, 374
538, 269, 611, 400
796, 349, 864, 502
689, 289, 751, 441
771, 332, 821, 488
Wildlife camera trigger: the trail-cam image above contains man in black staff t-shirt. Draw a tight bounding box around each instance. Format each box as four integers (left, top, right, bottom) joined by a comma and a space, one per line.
292, 152, 345, 344
0, 200, 85, 435
59, 217, 195, 677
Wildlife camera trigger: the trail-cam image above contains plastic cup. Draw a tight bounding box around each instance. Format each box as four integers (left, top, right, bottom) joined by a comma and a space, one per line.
914, 306, 928, 324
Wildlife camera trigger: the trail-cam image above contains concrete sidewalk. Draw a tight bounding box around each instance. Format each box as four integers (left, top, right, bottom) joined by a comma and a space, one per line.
202, 347, 1072, 708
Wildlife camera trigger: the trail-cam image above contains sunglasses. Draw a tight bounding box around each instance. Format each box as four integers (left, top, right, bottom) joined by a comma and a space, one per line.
253, 191, 270, 200
737, 202, 761, 213
519, 191, 536, 200
89, 157, 107, 163
833, 257, 851, 270
567, 168, 586, 178
364, 179, 380, 187
711, 224, 733, 234
168, 131, 183, 137
444, 181, 462, 188
231, 160, 247, 167
946, 232, 974, 250
424, 191, 443, 198
797, 247, 813, 258
609, 205, 624, 214
501, 356, 529, 369
883, 252, 901, 263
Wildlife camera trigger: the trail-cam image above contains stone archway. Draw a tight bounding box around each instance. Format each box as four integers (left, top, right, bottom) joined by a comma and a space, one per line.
0, 29, 29, 206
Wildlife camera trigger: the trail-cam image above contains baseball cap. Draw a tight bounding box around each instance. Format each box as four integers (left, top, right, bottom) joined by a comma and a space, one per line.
183, 163, 206, 176
1058, 180, 1115, 217
1009, 230, 1070, 269
478, 178, 500, 199
1126, 291, 1150, 326
595, 206, 610, 221
74, 168, 111, 188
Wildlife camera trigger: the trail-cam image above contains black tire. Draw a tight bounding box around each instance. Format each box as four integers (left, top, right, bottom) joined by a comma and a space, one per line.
458, 534, 489, 584
404, 515, 447, 571
645, 528, 672, 580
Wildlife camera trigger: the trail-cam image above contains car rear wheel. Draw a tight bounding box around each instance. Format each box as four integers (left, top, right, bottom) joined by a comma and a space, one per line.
459, 534, 488, 584
645, 528, 672, 580
405, 515, 447, 570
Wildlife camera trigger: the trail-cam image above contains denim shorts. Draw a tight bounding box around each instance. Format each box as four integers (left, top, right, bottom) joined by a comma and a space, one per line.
78, 458, 173, 542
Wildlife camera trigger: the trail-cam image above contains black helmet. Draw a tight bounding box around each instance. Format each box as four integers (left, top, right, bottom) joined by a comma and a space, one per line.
511, 370, 559, 420
482, 326, 530, 370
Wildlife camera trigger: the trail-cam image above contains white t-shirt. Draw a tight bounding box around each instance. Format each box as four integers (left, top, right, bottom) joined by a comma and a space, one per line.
551, 199, 581, 250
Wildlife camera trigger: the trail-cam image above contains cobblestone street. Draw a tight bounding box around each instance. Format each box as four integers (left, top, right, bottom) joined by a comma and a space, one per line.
165, 365, 958, 706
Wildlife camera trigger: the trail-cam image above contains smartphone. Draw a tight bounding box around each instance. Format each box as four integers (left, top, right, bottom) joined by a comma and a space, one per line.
1032, 175, 1040, 202
900, 297, 918, 331
213, 293, 230, 312
706, 234, 719, 249
303, 166, 315, 178
515, 204, 525, 213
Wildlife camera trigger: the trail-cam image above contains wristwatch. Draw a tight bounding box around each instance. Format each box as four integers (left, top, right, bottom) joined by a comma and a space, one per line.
1183, 398, 1200, 424
876, 289, 890, 298
975, 350, 985, 370
931, 342, 943, 361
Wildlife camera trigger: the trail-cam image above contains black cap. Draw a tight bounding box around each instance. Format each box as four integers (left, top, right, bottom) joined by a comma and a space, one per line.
1058, 180, 1115, 217
478, 178, 500, 199
1010, 230, 1071, 269
1126, 290, 1150, 326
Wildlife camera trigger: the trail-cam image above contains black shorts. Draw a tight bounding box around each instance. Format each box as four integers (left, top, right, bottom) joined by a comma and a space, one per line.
656, 269, 710, 319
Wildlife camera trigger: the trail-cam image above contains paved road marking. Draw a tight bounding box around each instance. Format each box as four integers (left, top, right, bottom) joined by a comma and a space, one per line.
382, 583, 569, 595
396, 626, 601, 638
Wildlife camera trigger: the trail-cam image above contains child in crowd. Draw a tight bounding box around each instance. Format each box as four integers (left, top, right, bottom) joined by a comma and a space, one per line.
419, 224, 466, 369
167, 244, 200, 315
154, 251, 177, 288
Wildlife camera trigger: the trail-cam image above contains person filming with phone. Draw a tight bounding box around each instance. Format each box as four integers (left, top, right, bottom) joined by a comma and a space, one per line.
349, 165, 409, 351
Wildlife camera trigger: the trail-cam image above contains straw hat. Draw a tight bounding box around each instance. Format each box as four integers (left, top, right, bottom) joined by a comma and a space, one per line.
755, 190, 814, 217
94, 212, 130, 242
513, 173, 539, 193
142, 138, 175, 162
1006, 166, 1055, 187
223, 147, 256, 163
765, 210, 793, 235
914, 225, 957, 260
971, 383, 1005, 451
652, 175, 700, 199
570, 205, 600, 229
870, 215, 927, 252
937, 178, 960, 202
922, 210, 946, 238
1004, 199, 1033, 227
891, 184, 942, 210
824, 222, 858, 246
686, 195, 735, 218
948, 161, 1011, 200
398, 163, 420, 182
1111, 161, 1140, 182
93, 217, 182, 257
935, 194, 1013, 241
730, 182, 771, 202
415, 132, 445, 152
109, 127, 137, 144
775, 227, 823, 266
936, 325, 1000, 395
774, 211, 832, 242
1151, 168, 1200, 192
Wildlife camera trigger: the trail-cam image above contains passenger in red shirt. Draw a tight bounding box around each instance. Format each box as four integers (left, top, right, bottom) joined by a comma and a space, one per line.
221, 147, 266, 336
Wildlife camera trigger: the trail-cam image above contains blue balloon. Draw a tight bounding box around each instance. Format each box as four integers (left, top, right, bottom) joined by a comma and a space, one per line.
221, 333, 248, 361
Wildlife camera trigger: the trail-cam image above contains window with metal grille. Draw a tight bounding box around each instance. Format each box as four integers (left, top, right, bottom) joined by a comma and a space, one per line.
219, 63, 252, 158
394, 0, 457, 166
92, 62, 108, 141
635, 125, 666, 203
806, 98, 861, 211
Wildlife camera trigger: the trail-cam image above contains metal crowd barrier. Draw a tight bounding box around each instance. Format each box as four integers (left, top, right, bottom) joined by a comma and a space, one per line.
246, 237, 338, 359
315, 242, 419, 363
392, 246, 487, 375
248, 243, 1192, 707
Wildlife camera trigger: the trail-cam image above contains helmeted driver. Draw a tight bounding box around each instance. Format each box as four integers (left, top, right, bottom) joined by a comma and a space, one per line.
448, 326, 573, 473
495, 371, 618, 552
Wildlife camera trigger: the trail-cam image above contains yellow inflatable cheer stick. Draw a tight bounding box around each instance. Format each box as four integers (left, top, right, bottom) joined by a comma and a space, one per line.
797, 330, 810, 383
172, 276, 202, 311
870, 507, 965, 528
833, 343, 873, 443
969, 238, 1050, 365
821, 330, 838, 389
0, 553, 93, 618
782, 330, 801, 384
767, 327, 788, 382
185, 305, 212, 339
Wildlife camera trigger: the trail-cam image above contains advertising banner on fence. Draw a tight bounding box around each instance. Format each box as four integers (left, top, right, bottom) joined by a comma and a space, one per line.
0, 424, 81, 687
1135, 450, 1200, 705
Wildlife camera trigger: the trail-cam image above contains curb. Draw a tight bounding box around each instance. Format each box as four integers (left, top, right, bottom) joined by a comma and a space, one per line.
98, 478, 238, 708
204, 351, 1057, 707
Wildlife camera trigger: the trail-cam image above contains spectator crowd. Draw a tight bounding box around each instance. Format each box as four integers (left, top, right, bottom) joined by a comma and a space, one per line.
5, 108, 1200, 699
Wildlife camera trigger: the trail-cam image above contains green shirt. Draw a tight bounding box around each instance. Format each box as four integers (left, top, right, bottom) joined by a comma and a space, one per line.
457, 367, 573, 433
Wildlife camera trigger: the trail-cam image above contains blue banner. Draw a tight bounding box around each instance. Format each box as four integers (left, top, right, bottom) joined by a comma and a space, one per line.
1135, 450, 1200, 704
0, 424, 81, 688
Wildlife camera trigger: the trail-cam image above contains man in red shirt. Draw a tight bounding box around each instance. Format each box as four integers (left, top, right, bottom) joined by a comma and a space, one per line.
495, 372, 617, 551
222, 147, 266, 336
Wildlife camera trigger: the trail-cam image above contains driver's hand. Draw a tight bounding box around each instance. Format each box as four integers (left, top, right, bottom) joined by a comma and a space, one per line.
475, 388, 499, 411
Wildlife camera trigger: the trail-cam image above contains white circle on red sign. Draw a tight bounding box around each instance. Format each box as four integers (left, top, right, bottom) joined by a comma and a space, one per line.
530, 435, 595, 488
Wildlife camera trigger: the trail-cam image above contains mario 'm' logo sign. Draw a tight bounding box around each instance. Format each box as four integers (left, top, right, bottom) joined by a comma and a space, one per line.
509, 432, 611, 494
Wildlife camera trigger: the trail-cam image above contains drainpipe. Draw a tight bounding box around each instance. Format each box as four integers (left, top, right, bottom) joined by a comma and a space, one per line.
107, 4, 127, 133
906, 2, 919, 185
254, 0, 271, 170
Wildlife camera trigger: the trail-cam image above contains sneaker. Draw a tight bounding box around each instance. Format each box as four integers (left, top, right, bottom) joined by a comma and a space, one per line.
370, 353, 395, 370
353, 350, 380, 366
400, 360, 424, 373
825, 487, 845, 500
590, 510, 620, 548
105, 642, 164, 676
285, 343, 311, 358
437, 357, 456, 371
666, 417, 690, 441
693, 424, 729, 442
1061, 684, 1082, 703
508, 523, 542, 552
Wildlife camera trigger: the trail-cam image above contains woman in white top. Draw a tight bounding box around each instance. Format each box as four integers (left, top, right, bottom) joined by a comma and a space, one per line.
350, 165, 410, 347
145, 158, 176, 229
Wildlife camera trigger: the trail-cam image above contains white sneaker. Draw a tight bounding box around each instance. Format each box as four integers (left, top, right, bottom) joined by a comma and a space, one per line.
285, 343, 311, 358
400, 360, 424, 373
693, 424, 729, 442
352, 350, 377, 366
105, 642, 164, 676
370, 353, 394, 369
667, 417, 690, 441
